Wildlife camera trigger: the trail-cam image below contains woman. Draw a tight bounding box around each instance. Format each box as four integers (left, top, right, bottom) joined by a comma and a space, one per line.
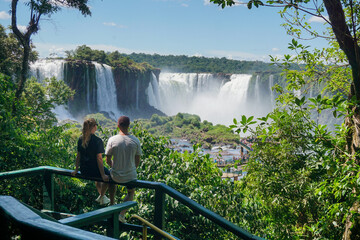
71, 118, 110, 205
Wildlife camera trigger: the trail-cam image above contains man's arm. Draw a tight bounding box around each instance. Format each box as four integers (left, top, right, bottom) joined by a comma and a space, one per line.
135, 155, 140, 168
106, 155, 113, 168
97, 153, 109, 182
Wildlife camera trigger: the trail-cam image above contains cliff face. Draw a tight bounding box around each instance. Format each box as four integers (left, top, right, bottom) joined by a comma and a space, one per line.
113, 68, 149, 110
63, 60, 97, 118
63, 60, 164, 119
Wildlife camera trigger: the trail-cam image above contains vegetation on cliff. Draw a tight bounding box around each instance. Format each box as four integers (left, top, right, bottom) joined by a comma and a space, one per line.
124, 52, 281, 74
137, 113, 240, 149
65, 45, 157, 73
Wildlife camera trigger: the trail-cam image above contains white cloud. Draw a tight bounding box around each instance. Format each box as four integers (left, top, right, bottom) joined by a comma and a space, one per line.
192, 53, 203, 57
272, 48, 279, 52
204, 0, 210, 5
309, 15, 328, 23
103, 22, 117, 27
0, 11, 10, 19
181, 3, 189, 7
103, 22, 127, 28
18, 25, 27, 33
34, 42, 145, 58
33, 43, 78, 58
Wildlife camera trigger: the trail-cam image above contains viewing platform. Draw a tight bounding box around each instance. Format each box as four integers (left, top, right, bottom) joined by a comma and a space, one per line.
0, 166, 264, 240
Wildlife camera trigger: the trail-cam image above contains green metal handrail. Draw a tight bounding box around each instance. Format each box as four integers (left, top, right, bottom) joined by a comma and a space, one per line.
0, 166, 264, 240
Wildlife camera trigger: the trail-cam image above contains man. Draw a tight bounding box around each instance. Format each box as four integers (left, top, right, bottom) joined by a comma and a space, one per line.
105, 116, 142, 223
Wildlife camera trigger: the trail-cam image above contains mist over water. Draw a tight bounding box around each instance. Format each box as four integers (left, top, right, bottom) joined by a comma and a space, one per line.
148, 73, 271, 126
30, 59, 65, 83
29, 59, 122, 121
29, 59, 75, 121
29, 60, 275, 126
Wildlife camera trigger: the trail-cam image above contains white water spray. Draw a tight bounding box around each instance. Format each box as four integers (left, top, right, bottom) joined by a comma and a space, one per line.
149, 73, 257, 125
93, 62, 121, 119
29, 59, 75, 121
269, 75, 275, 109
148, 72, 161, 107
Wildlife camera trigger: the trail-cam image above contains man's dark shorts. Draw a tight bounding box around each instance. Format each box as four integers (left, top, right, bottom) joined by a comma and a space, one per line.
108, 174, 136, 190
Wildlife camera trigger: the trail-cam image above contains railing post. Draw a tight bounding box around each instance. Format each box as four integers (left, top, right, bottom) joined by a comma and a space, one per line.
107, 213, 119, 238
154, 186, 165, 240
43, 171, 54, 211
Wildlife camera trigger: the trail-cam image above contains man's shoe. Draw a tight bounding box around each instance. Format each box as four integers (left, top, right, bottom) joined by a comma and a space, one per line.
119, 214, 126, 223
99, 195, 110, 205
95, 195, 101, 203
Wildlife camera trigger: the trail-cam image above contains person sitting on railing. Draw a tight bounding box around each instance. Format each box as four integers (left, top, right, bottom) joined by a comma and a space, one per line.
105, 116, 142, 223
71, 118, 111, 205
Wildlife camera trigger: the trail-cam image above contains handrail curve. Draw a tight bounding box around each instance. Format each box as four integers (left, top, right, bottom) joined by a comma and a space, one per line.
0, 166, 264, 240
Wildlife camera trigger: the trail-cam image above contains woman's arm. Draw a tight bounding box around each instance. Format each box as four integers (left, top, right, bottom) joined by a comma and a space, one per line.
71, 152, 81, 176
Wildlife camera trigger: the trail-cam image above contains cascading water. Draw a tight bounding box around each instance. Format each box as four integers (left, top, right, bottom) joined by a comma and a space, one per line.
30, 59, 65, 83
30, 59, 122, 121
147, 72, 161, 107
93, 62, 121, 119
149, 73, 262, 125
29, 59, 75, 121
254, 75, 261, 103
269, 75, 275, 109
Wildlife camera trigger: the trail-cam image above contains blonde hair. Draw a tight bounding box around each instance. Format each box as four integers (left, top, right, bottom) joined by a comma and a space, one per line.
81, 118, 97, 148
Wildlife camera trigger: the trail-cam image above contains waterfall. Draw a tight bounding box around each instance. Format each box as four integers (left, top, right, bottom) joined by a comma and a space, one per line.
149, 73, 257, 125
148, 72, 161, 107
93, 62, 120, 119
136, 79, 139, 110
29, 59, 75, 121
30, 59, 65, 82
254, 75, 260, 103
269, 75, 274, 108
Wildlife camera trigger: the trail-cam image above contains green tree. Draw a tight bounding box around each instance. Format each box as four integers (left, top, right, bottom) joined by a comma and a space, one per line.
0, 24, 37, 79
10, 0, 91, 106
212, 0, 360, 238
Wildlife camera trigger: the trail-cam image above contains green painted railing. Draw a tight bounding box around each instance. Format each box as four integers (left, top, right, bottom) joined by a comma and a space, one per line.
0, 166, 264, 240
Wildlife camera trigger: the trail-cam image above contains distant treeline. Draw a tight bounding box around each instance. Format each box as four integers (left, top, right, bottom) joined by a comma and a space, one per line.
124, 53, 282, 74
63, 45, 282, 74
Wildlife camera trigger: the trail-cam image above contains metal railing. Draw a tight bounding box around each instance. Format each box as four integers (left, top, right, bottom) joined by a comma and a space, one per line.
130, 214, 179, 240
0, 166, 264, 240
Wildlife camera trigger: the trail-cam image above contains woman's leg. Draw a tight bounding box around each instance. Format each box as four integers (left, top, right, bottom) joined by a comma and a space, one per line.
95, 181, 102, 195
100, 182, 109, 196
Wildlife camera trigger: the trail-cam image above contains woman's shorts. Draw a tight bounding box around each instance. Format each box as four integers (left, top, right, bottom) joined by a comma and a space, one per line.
81, 166, 110, 179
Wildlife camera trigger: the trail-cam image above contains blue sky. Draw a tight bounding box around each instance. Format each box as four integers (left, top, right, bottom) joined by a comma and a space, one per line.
0, 0, 329, 61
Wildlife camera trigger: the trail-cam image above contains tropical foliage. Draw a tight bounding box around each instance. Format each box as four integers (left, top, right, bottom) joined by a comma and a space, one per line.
136, 113, 240, 149
65, 45, 156, 72
124, 52, 281, 74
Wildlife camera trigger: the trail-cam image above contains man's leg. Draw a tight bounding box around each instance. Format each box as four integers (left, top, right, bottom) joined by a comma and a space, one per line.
108, 183, 117, 205
120, 188, 135, 216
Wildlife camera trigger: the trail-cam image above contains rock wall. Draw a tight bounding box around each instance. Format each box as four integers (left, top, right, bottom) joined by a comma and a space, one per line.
63, 60, 164, 119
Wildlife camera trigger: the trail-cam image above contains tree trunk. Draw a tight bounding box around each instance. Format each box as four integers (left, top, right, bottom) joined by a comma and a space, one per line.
323, 0, 360, 239
15, 44, 30, 101
11, 0, 32, 113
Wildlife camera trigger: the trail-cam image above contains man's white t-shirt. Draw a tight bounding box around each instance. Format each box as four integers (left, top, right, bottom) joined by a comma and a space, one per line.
105, 134, 142, 183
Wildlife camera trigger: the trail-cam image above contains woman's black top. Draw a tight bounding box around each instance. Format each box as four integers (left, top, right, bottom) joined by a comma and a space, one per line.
77, 134, 105, 177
